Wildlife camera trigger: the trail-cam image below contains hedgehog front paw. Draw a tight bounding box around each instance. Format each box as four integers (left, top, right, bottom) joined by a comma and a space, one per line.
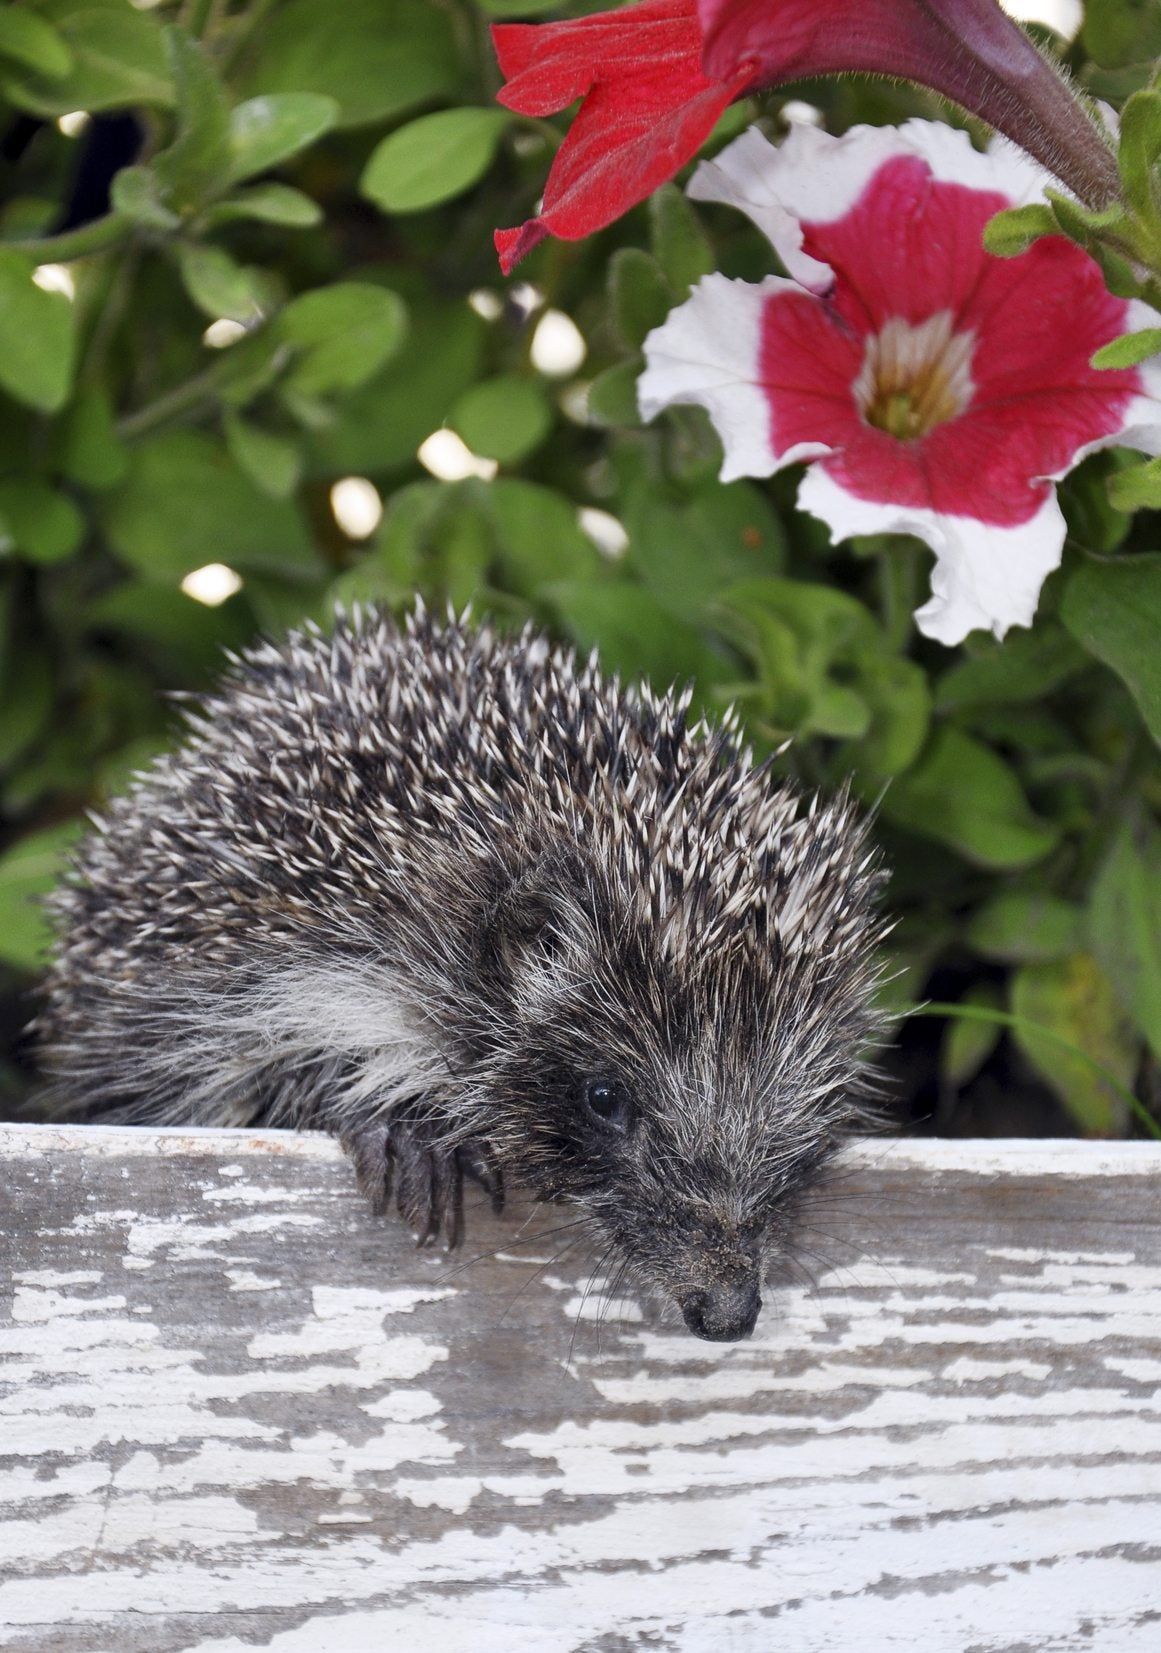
340, 1120, 498, 1248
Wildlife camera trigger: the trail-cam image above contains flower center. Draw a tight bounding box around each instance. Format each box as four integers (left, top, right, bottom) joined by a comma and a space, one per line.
854, 311, 974, 441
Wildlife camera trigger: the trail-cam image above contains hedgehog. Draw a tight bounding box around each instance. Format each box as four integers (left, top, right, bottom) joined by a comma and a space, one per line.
37, 604, 888, 1342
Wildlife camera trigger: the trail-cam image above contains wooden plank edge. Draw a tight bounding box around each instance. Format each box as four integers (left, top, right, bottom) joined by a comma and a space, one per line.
2, 1120, 1160, 1176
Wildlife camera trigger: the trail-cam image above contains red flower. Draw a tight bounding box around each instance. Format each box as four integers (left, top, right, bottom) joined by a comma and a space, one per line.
638, 122, 1161, 644
492, 0, 1116, 273
493, 0, 753, 274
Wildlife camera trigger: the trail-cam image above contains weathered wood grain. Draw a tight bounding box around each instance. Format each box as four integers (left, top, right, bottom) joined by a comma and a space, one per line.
1, 1125, 1159, 1653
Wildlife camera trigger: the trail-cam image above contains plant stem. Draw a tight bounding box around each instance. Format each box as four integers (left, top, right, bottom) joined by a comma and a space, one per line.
117, 359, 232, 440
1, 215, 131, 263
218, 0, 280, 73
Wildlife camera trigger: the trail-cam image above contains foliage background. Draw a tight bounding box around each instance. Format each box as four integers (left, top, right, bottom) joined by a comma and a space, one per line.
0, 0, 1158, 1137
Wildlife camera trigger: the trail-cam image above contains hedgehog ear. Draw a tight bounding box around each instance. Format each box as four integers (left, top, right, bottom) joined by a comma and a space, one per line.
484, 849, 592, 994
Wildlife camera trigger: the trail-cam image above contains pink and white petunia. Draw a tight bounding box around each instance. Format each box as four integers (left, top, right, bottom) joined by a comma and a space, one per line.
638, 120, 1161, 645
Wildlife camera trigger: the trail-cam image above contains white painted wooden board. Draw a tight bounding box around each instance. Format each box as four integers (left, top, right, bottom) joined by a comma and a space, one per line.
1, 1126, 1160, 1653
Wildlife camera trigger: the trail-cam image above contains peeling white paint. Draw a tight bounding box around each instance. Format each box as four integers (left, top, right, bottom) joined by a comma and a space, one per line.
396, 1475, 483, 1514
12, 1268, 102, 1287
225, 1268, 282, 1292
10, 1286, 127, 1322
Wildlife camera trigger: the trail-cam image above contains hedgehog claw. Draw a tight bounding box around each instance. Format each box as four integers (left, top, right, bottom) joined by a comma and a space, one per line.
458, 1141, 505, 1215
340, 1120, 476, 1250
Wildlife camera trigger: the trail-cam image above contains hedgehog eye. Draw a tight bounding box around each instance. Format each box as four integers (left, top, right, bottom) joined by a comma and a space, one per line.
584, 1077, 635, 1133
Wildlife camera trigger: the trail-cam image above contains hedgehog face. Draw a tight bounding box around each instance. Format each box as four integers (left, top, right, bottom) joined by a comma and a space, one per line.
477, 856, 863, 1342
480, 981, 844, 1343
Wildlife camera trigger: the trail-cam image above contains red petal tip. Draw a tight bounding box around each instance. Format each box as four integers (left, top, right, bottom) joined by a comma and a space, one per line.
495, 221, 547, 275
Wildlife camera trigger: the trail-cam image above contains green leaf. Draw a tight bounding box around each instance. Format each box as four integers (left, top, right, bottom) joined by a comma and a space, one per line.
1105, 452, 1161, 511
982, 201, 1056, 257
101, 429, 317, 580
309, 297, 485, 472
0, 250, 76, 413
213, 328, 287, 410
52, 387, 127, 488
1044, 188, 1128, 258
0, 9, 72, 78
361, 108, 509, 214
917, 998, 1157, 1137
488, 480, 603, 590
86, 581, 251, 680
850, 653, 932, 775
648, 184, 715, 297
0, 479, 84, 563
223, 411, 302, 500
884, 726, 1059, 869
586, 358, 643, 428
0, 643, 53, 771
1062, 454, 1133, 553
716, 576, 929, 773
940, 985, 1003, 1091
239, 0, 460, 130
1011, 955, 1136, 1134
0, 820, 81, 972
626, 479, 784, 625
609, 248, 673, 351
110, 164, 181, 230
966, 892, 1082, 963
153, 27, 231, 213
176, 243, 268, 323
1084, 0, 1161, 67
1, 0, 171, 116
1087, 237, 1144, 300
336, 479, 465, 606
200, 183, 321, 230
1087, 808, 1161, 1059
450, 375, 552, 463
1118, 89, 1161, 215
279, 282, 408, 397
1061, 554, 1161, 741
227, 93, 339, 184
1091, 326, 1161, 369
547, 579, 735, 695
935, 623, 1087, 711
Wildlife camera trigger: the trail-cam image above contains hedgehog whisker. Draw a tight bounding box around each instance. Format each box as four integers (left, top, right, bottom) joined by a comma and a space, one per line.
497, 1228, 592, 1327
433, 1215, 589, 1285
567, 1240, 617, 1371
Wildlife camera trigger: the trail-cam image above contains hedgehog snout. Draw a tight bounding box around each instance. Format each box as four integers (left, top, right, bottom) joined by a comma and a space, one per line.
672, 1223, 763, 1342
678, 1274, 761, 1342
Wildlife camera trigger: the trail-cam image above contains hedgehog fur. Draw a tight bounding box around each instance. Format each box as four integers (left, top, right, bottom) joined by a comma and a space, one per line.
38, 604, 889, 1341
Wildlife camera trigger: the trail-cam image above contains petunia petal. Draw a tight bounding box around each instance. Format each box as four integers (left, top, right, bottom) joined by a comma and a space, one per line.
492, 0, 753, 272
638, 274, 833, 480
688, 125, 835, 291
797, 465, 1068, 644
690, 119, 1049, 296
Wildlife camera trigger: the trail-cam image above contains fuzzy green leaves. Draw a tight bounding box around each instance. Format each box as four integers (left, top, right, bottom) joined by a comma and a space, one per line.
278, 284, 408, 399
0, 253, 76, 413
717, 577, 929, 776
1062, 554, 1161, 741
0, 0, 171, 116
885, 727, 1058, 869
239, 0, 460, 129
228, 94, 338, 184
362, 109, 509, 214
101, 431, 318, 581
